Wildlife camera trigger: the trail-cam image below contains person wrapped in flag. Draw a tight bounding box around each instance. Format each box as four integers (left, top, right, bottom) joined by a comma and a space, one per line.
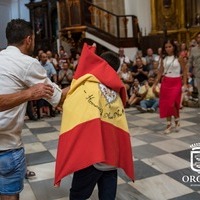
55, 43, 134, 200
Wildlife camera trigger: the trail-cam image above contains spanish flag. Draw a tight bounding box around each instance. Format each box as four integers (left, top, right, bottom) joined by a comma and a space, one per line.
54, 44, 134, 186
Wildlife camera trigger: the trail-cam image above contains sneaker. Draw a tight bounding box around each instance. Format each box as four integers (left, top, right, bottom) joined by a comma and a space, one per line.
148, 108, 156, 113
136, 106, 147, 113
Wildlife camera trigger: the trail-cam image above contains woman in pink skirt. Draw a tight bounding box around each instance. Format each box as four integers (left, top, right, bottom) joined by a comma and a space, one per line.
153, 39, 187, 134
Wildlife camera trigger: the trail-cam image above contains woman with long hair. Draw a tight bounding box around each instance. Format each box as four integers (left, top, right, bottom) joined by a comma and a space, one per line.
153, 39, 187, 134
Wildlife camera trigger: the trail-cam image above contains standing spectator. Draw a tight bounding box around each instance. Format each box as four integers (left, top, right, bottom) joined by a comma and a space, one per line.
187, 32, 200, 107
153, 39, 187, 134
0, 19, 68, 200
40, 52, 57, 83
46, 50, 59, 70
117, 47, 130, 72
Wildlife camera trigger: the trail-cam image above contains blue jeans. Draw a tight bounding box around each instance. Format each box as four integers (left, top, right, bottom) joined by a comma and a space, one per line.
140, 98, 159, 110
0, 148, 26, 195
70, 165, 117, 200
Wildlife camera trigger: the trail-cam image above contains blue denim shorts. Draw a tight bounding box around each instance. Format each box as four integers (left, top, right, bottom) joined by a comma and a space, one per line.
0, 148, 26, 195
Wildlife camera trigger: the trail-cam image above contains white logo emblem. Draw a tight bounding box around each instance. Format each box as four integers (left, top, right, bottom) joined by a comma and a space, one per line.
190, 143, 200, 173
99, 83, 117, 103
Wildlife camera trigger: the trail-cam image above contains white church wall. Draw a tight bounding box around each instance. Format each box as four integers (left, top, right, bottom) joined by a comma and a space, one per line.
0, 0, 11, 48
85, 32, 138, 61
0, 0, 30, 49
124, 0, 151, 36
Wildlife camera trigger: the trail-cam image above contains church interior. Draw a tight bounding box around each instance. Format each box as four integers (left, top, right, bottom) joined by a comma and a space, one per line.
1, 0, 200, 200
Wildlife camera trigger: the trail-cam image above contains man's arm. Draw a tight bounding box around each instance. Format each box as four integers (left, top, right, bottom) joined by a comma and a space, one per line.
0, 83, 53, 111
56, 86, 70, 111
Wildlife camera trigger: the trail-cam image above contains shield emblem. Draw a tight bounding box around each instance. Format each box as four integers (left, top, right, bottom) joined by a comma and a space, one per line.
191, 149, 200, 173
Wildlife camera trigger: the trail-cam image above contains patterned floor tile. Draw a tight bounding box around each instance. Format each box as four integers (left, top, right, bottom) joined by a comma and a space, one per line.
151, 139, 189, 153
134, 160, 162, 180
19, 107, 200, 199
24, 142, 47, 154
28, 162, 56, 182
166, 168, 200, 191
142, 154, 190, 173
37, 132, 59, 142
30, 126, 58, 134
26, 151, 55, 166
134, 133, 168, 143
169, 192, 200, 200
131, 174, 193, 200
133, 144, 168, 159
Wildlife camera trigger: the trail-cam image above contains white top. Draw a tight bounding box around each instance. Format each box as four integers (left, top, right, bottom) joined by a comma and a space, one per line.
0, 46, 62, 150
117, 56, 130, 72
163, 55, 181, 77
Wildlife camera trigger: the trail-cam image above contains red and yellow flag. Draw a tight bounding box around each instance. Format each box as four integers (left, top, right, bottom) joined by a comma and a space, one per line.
54, 44, 134, 186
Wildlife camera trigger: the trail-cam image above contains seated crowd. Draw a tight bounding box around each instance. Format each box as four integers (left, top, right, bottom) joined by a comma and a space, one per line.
26, 46, 80, 120
27, 39, 198, 120
117, 41, 198, 113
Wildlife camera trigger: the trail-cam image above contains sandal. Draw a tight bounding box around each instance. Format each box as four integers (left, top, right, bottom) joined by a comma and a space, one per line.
164, 122, 172, 134
174, 118, 180, 132
25, 170, 36, 179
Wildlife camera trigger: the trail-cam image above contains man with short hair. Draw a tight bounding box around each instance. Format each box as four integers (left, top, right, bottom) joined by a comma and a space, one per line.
0, 19, 68, 200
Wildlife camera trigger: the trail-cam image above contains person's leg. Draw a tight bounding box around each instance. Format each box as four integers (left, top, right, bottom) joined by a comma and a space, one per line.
174, 116, 180, 132
70, 166, 102, 200
140, 100, 148, 109
26, 101, 37, 121
1, 194, 19, 200
150, 99, 159, 111
0, 148, 26, 200
97, 170, 117, 200
136, 100, 147, 112
195, 77, 200, 107
164, 117, 172, 134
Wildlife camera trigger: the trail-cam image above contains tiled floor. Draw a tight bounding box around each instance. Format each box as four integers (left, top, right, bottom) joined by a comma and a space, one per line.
21, 107, 200, 200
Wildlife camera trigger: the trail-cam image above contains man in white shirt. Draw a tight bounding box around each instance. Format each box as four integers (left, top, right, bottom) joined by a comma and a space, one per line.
117, 47, 130, 72
0, 19, 68, 200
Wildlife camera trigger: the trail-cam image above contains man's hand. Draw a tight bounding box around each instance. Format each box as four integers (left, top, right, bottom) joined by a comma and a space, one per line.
0, 83, 53, 112
29, 83, 54, 100
56, 86, 70, 111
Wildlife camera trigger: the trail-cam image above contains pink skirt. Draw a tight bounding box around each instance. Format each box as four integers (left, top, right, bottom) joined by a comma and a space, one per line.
159, 76, 182, 118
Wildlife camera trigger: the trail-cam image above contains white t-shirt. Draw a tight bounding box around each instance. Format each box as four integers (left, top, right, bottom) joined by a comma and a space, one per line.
0, 46, 62, 150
